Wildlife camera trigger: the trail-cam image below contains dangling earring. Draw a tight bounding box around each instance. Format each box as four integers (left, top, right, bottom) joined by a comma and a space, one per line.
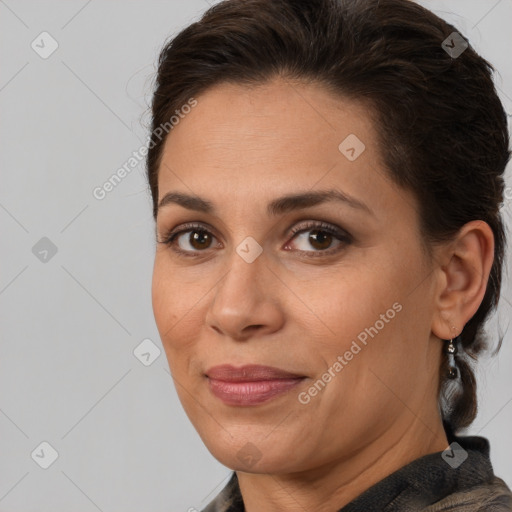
446, 337, 458, 379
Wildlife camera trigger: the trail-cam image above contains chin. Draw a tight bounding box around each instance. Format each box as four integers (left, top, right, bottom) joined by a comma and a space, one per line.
210, 446, 292, 474
198, 426, 305, 474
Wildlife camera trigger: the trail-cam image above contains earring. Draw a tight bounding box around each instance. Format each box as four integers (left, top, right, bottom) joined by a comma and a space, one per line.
446, 337, 458, 379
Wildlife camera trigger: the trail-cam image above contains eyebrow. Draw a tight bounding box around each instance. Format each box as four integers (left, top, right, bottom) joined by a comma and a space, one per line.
157, 189, 373, 217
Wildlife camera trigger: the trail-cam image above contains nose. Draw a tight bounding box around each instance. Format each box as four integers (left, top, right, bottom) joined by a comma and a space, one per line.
204, 247, 285, 342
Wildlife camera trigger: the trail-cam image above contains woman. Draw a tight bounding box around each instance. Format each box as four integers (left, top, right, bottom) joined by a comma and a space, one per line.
146, 0, 512, 510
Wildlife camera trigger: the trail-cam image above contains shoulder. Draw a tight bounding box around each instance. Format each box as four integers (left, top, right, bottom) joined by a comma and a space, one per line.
424, 476, 512, 512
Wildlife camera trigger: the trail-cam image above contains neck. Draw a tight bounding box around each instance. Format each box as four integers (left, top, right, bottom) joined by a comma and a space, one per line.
237, 415, 449, 512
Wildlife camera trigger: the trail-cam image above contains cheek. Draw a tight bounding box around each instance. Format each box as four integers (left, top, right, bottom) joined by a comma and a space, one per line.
152, 266, 176, 333
292, 262, 400, 343
292, 250, 426, 381
151, 257, 217, 383
151, 258, 195, 351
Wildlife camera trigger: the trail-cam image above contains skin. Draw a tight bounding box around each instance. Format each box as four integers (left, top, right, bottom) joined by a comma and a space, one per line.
151, 77, 494, 512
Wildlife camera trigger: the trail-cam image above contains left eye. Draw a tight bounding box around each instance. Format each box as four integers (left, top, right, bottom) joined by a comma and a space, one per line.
285, 222, 351, 255
288, 228, 341, 252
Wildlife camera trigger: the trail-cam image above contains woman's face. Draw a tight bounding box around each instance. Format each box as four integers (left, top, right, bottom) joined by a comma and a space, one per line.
152, 78, 444, 473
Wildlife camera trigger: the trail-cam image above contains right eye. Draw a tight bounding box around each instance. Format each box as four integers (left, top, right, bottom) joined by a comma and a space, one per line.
159, 223, 221, 257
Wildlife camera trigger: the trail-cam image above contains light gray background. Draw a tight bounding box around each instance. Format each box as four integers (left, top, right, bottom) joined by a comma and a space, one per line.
0, 1, 511, 511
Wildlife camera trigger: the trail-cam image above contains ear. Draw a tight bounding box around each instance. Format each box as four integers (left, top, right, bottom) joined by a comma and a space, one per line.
431, 220, 495, 340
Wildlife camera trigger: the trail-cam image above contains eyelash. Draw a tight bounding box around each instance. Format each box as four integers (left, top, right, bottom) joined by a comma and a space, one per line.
158, 221, 352, 258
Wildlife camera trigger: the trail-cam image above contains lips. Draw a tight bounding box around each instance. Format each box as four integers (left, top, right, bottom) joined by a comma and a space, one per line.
206, 364, 304, 381
205, 364, 305, 406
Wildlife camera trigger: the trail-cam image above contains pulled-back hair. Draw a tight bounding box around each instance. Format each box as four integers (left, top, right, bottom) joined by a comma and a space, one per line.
146, 0, 510, 433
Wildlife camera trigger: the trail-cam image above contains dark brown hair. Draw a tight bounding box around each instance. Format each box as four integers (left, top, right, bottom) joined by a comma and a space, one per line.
146, 0, 510, 433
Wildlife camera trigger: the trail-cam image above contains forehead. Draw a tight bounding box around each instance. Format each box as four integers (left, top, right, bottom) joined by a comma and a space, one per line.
156, 78, 409, 223
168, 78, 373, 145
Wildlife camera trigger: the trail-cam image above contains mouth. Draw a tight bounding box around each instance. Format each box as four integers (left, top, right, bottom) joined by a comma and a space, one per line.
205, 364, 306, 406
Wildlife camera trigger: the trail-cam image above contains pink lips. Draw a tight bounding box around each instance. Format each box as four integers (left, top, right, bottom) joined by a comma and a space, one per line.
205, 364, 305, 406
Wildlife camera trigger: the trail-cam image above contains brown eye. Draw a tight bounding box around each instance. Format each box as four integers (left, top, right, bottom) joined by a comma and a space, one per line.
180, 229, 214, 251
287, 221, 351, 256
158, 222, 220, 257
308, 229, 334, 250
160, 220, 351, 259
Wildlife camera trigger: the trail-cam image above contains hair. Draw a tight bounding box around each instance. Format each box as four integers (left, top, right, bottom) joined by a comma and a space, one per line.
146, 0, 510, 433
